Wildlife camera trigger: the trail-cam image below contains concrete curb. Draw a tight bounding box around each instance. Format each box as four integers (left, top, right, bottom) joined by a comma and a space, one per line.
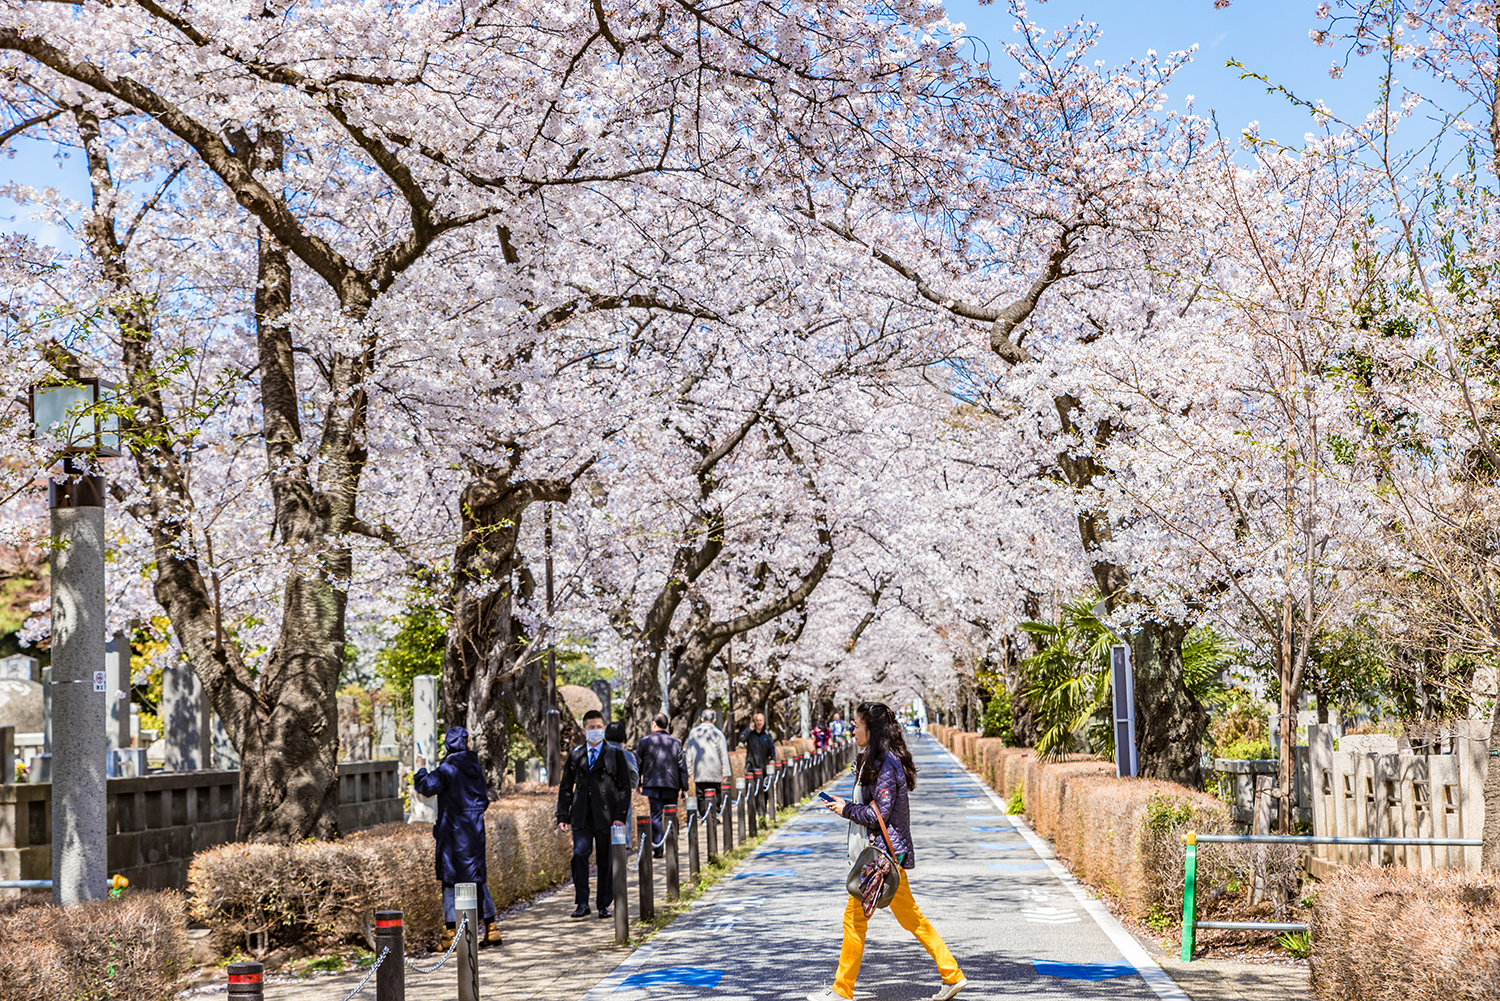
923, 733, 1190, 1001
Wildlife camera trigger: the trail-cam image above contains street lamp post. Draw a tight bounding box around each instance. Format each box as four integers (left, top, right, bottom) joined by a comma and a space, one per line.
29, 377, 120, 906
544, 504, 560, 786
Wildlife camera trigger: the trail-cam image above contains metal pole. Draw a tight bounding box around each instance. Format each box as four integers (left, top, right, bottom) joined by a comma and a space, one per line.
726, 640, 736, 751
636, 816, 655, 920
686, 801, 700, 884
50, 459, 107, 906
374, 910, 405, 1001
545, 505, 561, 786
720, 778, 734, 853
1179, 833, 1197, 962
704, 788, 719, 860
747, 771, 759, 837
663, 806, 679, 902
455, 882, 479, 1001
227, 961, 264, 1001
611, 825, 629, 945
736, 777, 747, 844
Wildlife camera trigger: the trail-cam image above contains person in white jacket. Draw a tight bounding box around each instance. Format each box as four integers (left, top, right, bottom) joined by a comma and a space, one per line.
684, 709, 731, 815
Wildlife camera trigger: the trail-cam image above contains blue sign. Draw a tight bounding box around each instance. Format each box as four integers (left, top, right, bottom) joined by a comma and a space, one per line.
734, 869, 799, 879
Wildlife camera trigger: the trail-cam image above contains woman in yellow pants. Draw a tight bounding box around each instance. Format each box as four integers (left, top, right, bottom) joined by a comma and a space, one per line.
809, 702, 967, 1001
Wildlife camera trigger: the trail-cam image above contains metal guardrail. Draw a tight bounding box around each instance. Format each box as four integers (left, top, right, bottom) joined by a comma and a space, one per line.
1179, 829, 1483, 960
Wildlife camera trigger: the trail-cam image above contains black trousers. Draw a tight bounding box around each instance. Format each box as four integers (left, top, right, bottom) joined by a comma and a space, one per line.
571, 826, 615, 909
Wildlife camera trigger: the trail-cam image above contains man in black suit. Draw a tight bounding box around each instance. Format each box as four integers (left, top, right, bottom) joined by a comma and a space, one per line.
556, 710, 631, 919
634, 713, 688, 858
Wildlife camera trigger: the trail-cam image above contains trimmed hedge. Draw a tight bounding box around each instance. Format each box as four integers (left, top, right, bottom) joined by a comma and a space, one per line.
0, 890, 190, 1001
189, 786, 571, 952
1311, 867, 1500, 1001
931, 725, 1231, 923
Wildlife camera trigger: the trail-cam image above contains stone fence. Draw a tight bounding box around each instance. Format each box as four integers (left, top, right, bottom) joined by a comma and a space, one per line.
1307, 722, 1488, 875
0, 759, 402, 892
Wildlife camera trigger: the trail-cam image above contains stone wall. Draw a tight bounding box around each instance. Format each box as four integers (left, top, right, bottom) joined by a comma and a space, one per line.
0, 760, 403, 892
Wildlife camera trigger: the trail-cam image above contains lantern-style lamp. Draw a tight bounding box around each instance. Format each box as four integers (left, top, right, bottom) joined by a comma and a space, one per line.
28, 377, 121, 457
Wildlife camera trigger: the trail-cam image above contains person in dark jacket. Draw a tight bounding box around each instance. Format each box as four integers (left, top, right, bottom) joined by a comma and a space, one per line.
813, 702, 966, 1001
413, 726, 501, 947
556, 710, 631, 918
634, 713, 688, 857
741, 712, 777, 774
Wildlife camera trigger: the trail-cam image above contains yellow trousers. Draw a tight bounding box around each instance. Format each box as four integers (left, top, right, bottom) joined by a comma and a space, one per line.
834, 867, 963, 998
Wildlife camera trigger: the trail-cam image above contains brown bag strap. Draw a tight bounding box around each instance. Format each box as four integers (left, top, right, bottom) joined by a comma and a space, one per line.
869, 793, 899, 861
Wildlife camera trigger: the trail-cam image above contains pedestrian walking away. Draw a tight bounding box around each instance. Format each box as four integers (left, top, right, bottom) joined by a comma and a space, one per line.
556, 710, 632, 919
809, 701, 967, 1001
413, 725, 501, 947
685, 708, 731, 816
635, 712, 688, 857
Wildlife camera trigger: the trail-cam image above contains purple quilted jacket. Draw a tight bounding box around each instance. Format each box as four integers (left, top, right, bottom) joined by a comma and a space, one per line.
844, 751, 915, 869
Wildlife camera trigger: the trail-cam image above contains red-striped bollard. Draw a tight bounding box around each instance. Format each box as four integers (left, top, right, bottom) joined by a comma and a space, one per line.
227, 961, 263, 1000
704, 787, 719, 860
747, 771, 761, 837
663, 805, 680, 902
637, 815, 655, 920
374, 909, 405, 1001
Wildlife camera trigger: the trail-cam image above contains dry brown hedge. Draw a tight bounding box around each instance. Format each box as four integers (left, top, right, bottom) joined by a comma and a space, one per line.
1310, 867, 1500, 1001
935, 727, 1231, 922
189, 787, 571, 953
0, 890, 190, 1001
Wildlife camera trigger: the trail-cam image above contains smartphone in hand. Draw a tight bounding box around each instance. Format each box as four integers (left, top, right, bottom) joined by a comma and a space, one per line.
818, 792, 836, 803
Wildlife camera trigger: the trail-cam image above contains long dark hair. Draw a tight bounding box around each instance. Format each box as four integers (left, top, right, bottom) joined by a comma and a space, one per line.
855, 701, 917, 791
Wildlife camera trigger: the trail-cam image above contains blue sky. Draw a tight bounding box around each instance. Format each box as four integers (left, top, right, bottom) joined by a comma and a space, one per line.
0, 1, 1407, 247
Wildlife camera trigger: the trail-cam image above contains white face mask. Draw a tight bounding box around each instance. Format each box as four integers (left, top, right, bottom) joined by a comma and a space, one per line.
584, 728, 606, 746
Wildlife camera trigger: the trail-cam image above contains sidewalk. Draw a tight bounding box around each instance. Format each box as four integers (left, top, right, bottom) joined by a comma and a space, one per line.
1147, 950, 1309, 1001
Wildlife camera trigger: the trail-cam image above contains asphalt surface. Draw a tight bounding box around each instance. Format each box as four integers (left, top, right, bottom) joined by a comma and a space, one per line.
580, 731, 1179, 1001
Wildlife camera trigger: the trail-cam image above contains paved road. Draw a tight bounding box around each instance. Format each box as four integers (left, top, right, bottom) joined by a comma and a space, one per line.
580, 732, 1179, 1001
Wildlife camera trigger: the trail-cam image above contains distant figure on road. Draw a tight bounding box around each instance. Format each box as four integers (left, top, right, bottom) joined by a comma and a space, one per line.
812, 701, 967, 1001
685, 709, 731, 816
413, 726, 501, 948
635, 713, 688, 857
556, 710, 631, 919
740, 711, 777, 776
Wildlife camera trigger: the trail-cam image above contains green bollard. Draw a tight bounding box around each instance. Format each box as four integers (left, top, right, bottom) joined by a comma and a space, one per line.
1180, 830, 1197, 962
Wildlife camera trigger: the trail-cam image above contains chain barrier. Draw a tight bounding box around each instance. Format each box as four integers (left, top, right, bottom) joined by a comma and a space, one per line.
635, 818, 672, 871
337, 946, 389, 1001
404, 915, 467, 975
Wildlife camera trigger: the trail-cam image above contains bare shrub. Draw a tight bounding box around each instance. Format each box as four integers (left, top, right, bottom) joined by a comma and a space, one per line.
0, 891, 190, 1001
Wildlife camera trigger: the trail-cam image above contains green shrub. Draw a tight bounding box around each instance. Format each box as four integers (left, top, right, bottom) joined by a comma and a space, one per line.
980, 687, 1014, 742
1006, 783, 1025, 814
1215, 738, 1274, 760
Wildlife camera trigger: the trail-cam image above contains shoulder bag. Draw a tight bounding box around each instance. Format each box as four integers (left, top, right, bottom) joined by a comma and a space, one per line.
845, 790, 900, 917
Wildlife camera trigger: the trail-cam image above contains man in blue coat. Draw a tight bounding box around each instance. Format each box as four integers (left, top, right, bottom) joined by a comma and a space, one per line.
414, 726, 501, 947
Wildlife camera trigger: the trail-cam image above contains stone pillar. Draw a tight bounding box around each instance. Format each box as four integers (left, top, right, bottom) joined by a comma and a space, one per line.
211, 712, 240, 770
161, 662, 210, 771
104, 632, 130, 773
410, 675, 439, 823
0, 725, 12, 784
799, 691, 810, 740
50, 500, 108, 906
42, 666, 52, 756
590, 680, 612, 720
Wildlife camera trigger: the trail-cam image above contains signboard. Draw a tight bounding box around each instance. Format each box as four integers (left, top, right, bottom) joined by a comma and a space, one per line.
93, 670, 107, 693
1110, 644, 1138, 778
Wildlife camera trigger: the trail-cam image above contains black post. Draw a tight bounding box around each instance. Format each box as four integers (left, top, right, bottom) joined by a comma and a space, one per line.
686, 802, 701, 883
664, 805, 680, 902
747, 771, 760, 838
764, 764, 776, 827
736, 778, 747, 843
612, 825, 629, 945
374, 910, 405, 1001
227, 962, 263, 1001
720, 778, 734, 853
637, 816, 655, 920
455, 883, 479, 1001
704, 787, 719, 860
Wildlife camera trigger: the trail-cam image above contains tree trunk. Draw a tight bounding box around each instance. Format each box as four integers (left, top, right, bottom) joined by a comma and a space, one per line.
443, 468, 572, 797
1130, 620, 1207, 787
1482, 694, 1500, 871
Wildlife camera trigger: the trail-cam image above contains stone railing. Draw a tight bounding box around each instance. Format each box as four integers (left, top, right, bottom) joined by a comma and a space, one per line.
0, 760, 402, 892
1307, 722, 1488, 874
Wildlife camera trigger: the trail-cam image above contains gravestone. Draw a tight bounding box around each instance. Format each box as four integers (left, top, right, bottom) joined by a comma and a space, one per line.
410, 675, 439, 823
212, 712, 240, 770
590, 680, 612, 719
104, 632, 130, 756
0, 654, 39, 682
161, 662, 210, 770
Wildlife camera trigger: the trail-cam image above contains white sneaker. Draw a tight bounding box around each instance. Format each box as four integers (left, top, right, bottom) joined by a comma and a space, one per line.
807, 988, 849, 1001
931, 978, 968, 1000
